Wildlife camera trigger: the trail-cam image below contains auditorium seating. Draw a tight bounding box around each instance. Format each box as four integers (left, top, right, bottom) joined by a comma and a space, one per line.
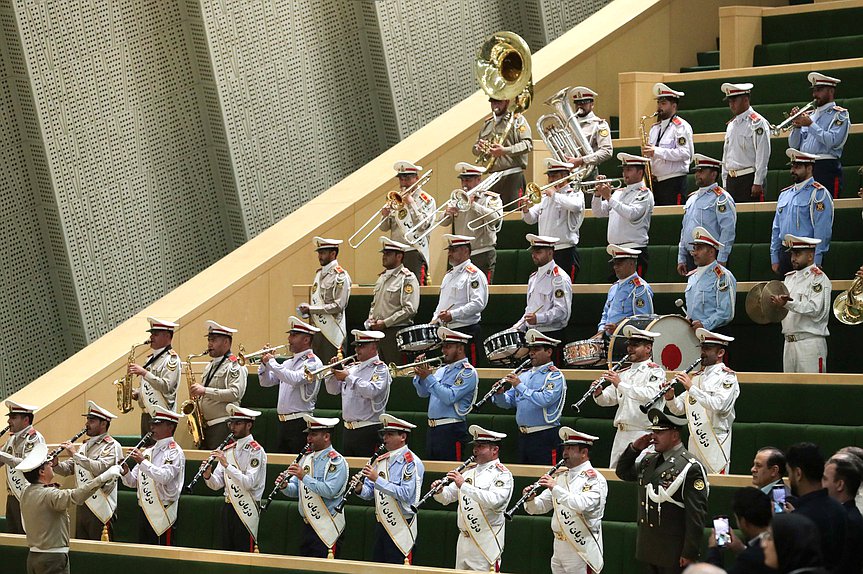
755, 6, 863, 66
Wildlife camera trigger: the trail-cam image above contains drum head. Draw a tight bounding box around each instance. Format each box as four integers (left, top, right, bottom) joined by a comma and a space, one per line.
608, 314, 699, 371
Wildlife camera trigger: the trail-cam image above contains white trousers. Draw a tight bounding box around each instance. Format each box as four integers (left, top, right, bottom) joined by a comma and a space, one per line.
783, 337, 827, 373
609, 429, 653, 468
455, 533, 500, 571
550, 537, 587, 574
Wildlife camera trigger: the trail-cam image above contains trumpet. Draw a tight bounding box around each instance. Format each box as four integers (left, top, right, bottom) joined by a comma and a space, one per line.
411, 455, 476, 512
185, 432, 234, 491
469, 357, 532, 413
407, 189, 472, 245
349, 170, 432, 249
238, 343, 291, 366
505, 459, 567, 520
119, 432, 155, 468
639, 357, 703, 414
770, 100, 817, 136
304, 354, 357, 382
388, 356, 443, 377
47, 427, 89, 461
524, 171, 584, 199
573, 178, 625, 193
262, 444, 313, 512
334, 444, 387, 513
467, 186, 541, 231
571, 356, 629, 412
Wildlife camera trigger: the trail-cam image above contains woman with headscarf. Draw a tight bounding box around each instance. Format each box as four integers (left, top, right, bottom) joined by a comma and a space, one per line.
761, 513, 828, 574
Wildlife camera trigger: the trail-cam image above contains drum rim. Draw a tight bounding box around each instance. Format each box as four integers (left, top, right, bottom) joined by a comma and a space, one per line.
607, 314, 698, 369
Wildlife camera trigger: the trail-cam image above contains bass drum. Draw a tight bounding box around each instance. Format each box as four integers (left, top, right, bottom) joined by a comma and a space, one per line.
607, 314, 700, 371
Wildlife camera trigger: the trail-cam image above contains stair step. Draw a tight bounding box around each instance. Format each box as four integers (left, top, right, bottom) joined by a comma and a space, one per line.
680, 64, 719, 73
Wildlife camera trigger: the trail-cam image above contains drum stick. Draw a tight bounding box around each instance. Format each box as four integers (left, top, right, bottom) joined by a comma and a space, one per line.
674, 299, 689, 319
513, 306, 543, 330
433, 304, 455, 325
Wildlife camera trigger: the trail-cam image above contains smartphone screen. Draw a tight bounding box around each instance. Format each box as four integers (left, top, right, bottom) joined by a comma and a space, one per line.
772, 485, 786, 513
714, 515, 731, 547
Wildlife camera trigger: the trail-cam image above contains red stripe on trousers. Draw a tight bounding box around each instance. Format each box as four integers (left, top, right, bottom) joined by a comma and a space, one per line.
456, 441, 462, 462
819, 357, 824, 374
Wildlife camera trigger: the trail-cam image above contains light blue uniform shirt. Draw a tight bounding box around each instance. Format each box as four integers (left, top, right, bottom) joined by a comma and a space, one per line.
491, 362, 566, 427
770, 177, 834, 265
281, 445, 349, 517
359, 446, 424, 519
684, 261, 737, 331
678, 183, 737, 264
788, 102, 850, 158
598, 272, 654, 332
412, 360, 478, 420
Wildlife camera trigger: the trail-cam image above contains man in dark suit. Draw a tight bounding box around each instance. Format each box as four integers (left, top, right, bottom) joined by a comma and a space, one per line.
823, 452, 863, 574
616, 408, 709, 574
705, 487, 772, 573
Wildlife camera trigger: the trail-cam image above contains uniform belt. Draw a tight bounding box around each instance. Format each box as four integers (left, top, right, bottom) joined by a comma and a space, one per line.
278, 412, 310, 422
617, 423, 648, 432
727, 167, 755, 178
519, 424, 554, 434
344, 420, 380, 430
30, 547, 69, 554
492, 166, 523, 178
553, 531, 566, 541
428, 418, 462, 428
785, 333, 818, 343
207, 416, 229, 427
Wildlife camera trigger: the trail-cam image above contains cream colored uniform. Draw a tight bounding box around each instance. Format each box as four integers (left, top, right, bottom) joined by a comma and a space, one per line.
577, 111, 614, 168
441, 191, 504, 256
525, 460, 608, 574
120, 437, 186, 523
365, 264, 420, 329
781, 264, 832, 373
309, 260, 351, 348
0, 425, 46, 533
138, 347, 181, 412
472, 113, 533, 172
434, 459, 514, 571
665, 363, 739, 474
593, 360, 666, 466
381, 189, 436, 266
198, 354, 248, 428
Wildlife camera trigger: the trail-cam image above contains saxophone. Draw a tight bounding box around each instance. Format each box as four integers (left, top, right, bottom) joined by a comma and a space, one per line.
639, 111, 658, 190
181, 351, 209, 448
113, 340, 151, 414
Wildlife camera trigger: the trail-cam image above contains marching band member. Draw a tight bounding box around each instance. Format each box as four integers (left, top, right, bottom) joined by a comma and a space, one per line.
769, 235, 832, 373
431, 234, 489, 363
642, 83, 694, 206
52, 401, 123, 540
472, 97, 533, 205
433, 425, 513, 571
593, 326, 665, 467
684, 227, 736, 333
564, 86, 614, 170
277, 415, 349, 559
17, 444, 121, 574
616, 409, 709, 571
441, 162, 503, 282
525, 428, 608, 574
188, 320, 248, 451
381, 161, 436, 285
770, 149, 834, 276
594, 244, 654, 339
677, 154, 736, 275
129, 317, 181, 437
202, 404, 267, 552
297, 237, 351, 362
592, 153, 654, 278
0, 401, 45, 534
324, 330, 391, 456
412, 327, 478, 461
258, 315, 324, 453
664, 328, 739, 474
364, 237, 420, 364
519, 234, 572, 358
720, 83, 771, 203
492, 329, 566, 465
356, 414, 425, 565
120, 406, 185, 545
521, 158, 585, 280
789, 72, 851, 195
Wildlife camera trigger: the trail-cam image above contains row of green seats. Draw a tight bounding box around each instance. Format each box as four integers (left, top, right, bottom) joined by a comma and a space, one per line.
755, 35, 863, 67
761, 6, 863, 45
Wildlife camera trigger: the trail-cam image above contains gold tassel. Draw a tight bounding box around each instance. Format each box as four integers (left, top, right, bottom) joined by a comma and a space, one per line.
336, 346, 343, 361
254, 542, 260, 553
100, 523, 110, 542
403, 556, 410, 565
327, 546, 335, 560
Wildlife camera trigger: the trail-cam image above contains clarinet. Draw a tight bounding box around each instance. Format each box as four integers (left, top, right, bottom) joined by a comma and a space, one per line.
119, 432, 155, 467
0, 425, 9, 440
411, 455, 476, 512
185, 432, 234, 492
470, 358, 532, 413
334, 444, 387, 513
261, 444, 312, 512
504, 459, 567, 521
46, 427, 89, 461
639, 357, 703, 414
571, 356, 629, 412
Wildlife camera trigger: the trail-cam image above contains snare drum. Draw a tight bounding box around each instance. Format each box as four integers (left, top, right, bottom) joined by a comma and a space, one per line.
396, 324, 441, 352
607, 314, 700, 370
483, 329, 528, 366
563, 338, 606, 367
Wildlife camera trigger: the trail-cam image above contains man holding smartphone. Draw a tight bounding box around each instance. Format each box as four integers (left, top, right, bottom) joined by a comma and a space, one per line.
705, 487, 773, 574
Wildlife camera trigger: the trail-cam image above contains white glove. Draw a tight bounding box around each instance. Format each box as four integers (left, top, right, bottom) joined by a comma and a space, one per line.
99, 464, 122, 483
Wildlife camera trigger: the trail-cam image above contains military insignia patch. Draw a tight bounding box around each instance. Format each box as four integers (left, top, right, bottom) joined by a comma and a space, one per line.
835, 118, 844, 126
693, 478, 705, 491
454, 377, 463, 386
167, 358, 177, 371
813, 283, 823, 293
554, 289, 564, 298
230, 368, 239, 379
371, 374, 380, 382
688, 395, 697, 405
635, 298, 645, 308
599, 128, 609, 137
678, 136, 686, 145
328, 463, 338, 473
303, 465, 311, 475
404, 284, 413, 294
723, 382, 733, 389
546, 382, 555, 390
398, 208, 408, 220
495, 480, 504, 487
465, 477, 473, 484
582, 484, 592, 492
251, 458, 260, 468
402, 469, 413, 481
379, 471, 386, 479
311, 283, 317, 294
519, 124, 526, 133
718, 203, 727, 213
755, 127, 764, 135
144, 453, 151, 461
650, 375, 659, 382
471, 280, 479, 288
815, 202, 825, 211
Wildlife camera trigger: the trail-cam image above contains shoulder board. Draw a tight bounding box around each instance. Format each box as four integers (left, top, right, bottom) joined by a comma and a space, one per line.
748, 111, 761, 122
328, 450, 339, 460
169, 349, 178, 357
168, 441, 177, 449
548, 365, 559, 372
461, 360, 475, 370
833, 105, 847, 112
400, 267, 412, 275
229, 355, 238, 363
224, 442, 237, 450
103, 435, 114, 443
647, 362, 659, 368
374, 360, 384, 365
631, 277, 642, 287
813, 182, 825, 189
419, 192, 431, 202
721, 366, 735, 374
714, 266, 724, 277
713, 187, 725, 196
812, 267, 823, 276
466, 265, 479, 273
671, 117, 682, 126
552, 266, 560, 276
249, 440, 261, 451
586, 468, 597, 479
496, 463, 509, 473
335, 265, 345, 273
27, 427, 36, 437
404, 451, 414, 463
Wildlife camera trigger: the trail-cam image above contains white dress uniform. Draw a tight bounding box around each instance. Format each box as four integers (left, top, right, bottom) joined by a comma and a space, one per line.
665, 362, 739, 474
594, 359, 666, 466
522, 183, 585, 249
204, 433, 267, 499
324, 355, 391, 425
648, 115, 694, 182
591, 182, 654, 248
434, 458, 513, 570
526, 459, 608, 574
524, 259, 572, 333
722, 106, 771, 187
259, 350, 323, 415
782, 263, 831, 373
120, 436, 186, 526
432, 258, 489, 328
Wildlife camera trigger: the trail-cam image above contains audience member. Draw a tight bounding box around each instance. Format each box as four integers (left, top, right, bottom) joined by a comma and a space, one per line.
824, 453, 863, 574
751, 447, 788, 494
761, 513, 827, 574
706, 487, 772, 574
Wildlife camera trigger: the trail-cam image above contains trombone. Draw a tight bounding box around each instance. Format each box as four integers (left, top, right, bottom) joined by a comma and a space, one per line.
304, 354, 357, 381
572, 178, 625, 194
406, 189, 472, 245
770, 99, 817, 136
467, 186, 541, 231
237, 343, 291, 366
388, 356, 443, 377
349, 170, 433, 249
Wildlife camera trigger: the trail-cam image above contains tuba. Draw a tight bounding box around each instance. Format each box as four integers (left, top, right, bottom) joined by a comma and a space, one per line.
181, 351, 209, 448
113, 340, 151, 414
474, 32, 533, 170
833, 275, 863, 325
536, 86, 596, 181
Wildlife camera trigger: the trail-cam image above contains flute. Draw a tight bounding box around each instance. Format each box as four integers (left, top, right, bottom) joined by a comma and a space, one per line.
261, 444, 313, 512
185, 432, 234, 491
411, 456, 476, 512
639, 358, 703, 414
570, 356, 629, 412
334, 444, 387, 513
504, 459, 567, 520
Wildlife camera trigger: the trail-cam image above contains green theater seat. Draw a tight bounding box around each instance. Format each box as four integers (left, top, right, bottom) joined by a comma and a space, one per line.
761, 7, 863, 45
